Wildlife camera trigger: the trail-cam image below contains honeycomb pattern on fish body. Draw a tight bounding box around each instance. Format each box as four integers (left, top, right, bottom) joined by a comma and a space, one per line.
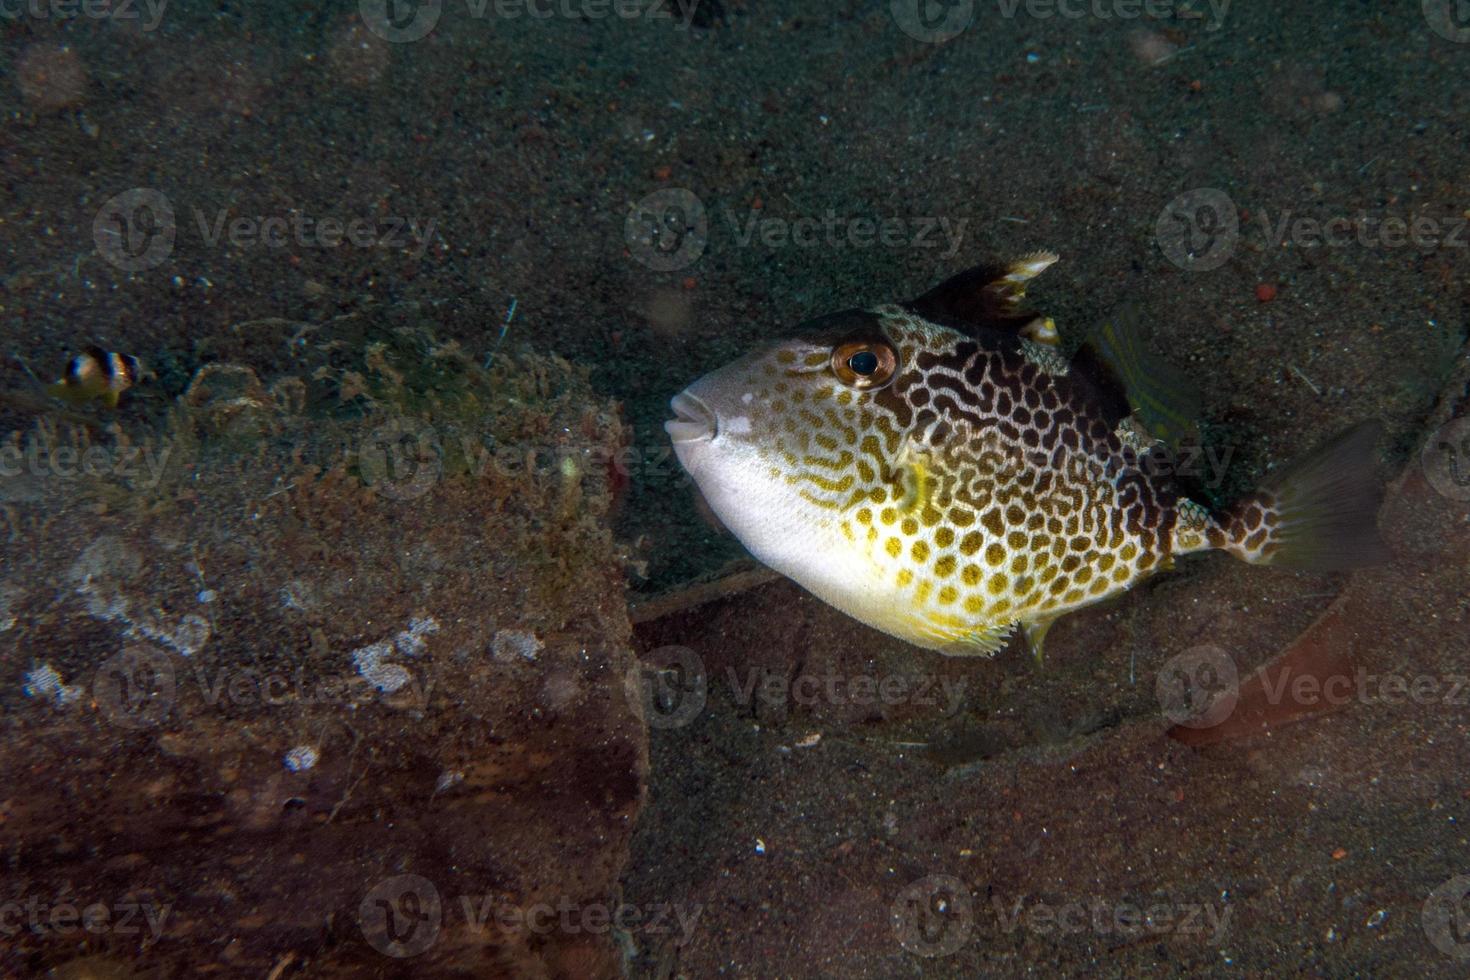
730, 305, 1193, 649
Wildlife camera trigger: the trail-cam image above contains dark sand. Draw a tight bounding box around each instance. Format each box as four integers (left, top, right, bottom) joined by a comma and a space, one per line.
2, 0, 1468, 976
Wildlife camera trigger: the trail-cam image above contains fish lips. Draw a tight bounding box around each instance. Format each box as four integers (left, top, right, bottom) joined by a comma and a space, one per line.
664, 390, 717, 447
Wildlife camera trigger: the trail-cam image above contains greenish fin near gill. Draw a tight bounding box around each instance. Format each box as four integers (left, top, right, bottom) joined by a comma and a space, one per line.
1084, 317, 1201, 447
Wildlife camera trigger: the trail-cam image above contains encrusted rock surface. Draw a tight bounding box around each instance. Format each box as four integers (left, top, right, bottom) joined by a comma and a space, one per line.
1, 309, 647, 977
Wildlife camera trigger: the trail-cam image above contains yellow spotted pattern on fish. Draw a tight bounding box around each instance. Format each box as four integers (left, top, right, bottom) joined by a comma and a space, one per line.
666, 255, 1385, 657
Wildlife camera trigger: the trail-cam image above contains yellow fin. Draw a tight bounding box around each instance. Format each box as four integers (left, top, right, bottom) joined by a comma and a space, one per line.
1022, 616, 1060, 666
932, 621, 1015, 657
47, 380, 98, 405
895, 438, 935, 515
1004, 250, 1060, 287
1019, 316, 1060, 347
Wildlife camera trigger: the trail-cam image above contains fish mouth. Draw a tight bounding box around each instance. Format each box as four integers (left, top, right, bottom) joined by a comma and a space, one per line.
665, 391, 716, 445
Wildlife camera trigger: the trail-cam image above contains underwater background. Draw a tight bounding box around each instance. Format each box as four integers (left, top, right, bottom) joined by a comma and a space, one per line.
1, 0, 1469, 976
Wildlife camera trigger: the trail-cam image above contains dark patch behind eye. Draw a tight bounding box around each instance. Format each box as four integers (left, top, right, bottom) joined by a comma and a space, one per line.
790, 309, 892, 348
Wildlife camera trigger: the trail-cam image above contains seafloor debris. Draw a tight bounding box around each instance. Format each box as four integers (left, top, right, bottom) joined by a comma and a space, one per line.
282, 744, 319, 772
0, 307, 646, 976
491, 627, 543, 663
21, 662, 84, 707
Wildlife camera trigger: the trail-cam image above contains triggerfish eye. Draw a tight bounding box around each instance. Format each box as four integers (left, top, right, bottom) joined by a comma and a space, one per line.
831, 339, 897, 389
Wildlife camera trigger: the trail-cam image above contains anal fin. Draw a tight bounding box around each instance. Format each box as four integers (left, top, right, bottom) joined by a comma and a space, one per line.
932, 621, 1016, 658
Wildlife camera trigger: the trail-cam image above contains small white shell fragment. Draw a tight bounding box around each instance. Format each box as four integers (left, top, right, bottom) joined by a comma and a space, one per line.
435, 769, 465, 793
352, 615, 440, 689
284, 745, 319, 772
22, 664, 83, 707
395, 615, 440, 657
492, 629, 542, 663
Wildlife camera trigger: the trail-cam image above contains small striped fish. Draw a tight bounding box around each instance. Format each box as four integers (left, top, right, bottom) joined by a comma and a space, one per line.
47, 345, 141, 408
666, 255, 1384, 658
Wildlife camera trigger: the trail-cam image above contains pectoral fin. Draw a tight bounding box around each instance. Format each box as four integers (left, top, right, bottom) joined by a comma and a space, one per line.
1079, 311, 1201, 447
895, 437, 936, 515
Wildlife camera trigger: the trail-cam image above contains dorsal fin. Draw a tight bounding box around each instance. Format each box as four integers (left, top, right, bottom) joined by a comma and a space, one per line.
907, 252, 1059, 334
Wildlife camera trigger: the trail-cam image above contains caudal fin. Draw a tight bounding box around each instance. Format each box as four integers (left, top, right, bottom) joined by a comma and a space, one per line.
1219, 421, 1389, 571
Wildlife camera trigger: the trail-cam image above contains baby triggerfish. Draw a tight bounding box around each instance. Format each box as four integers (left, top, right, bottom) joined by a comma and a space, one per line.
666, 254, 1386, 659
